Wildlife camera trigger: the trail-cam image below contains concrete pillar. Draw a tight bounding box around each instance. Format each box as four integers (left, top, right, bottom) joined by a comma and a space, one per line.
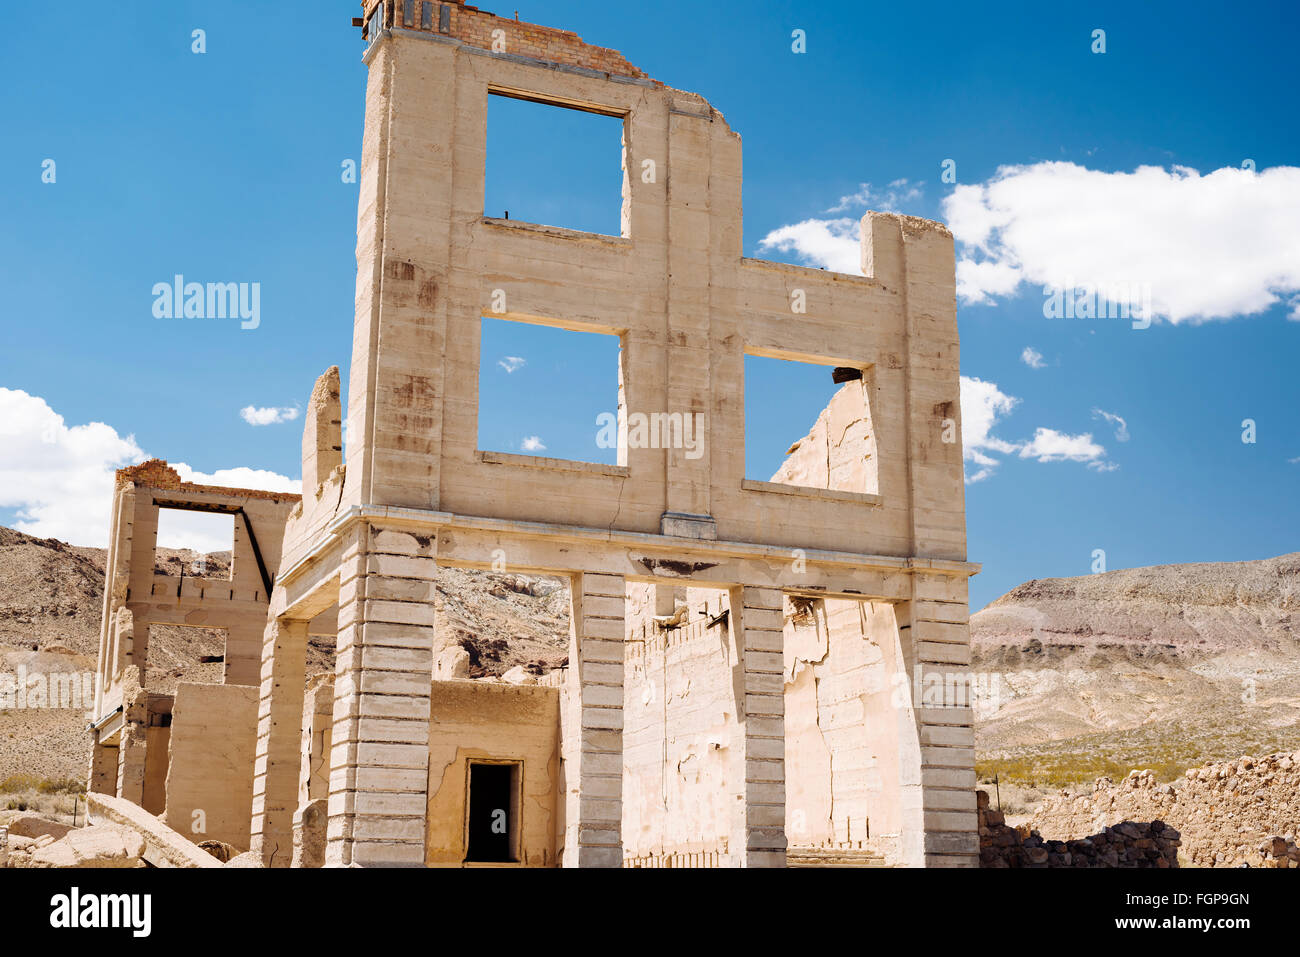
225, 621, 265, 687
562, 572, 625, 867
250, 616, 308, 867
116, 725, 147, 806
728, 585, 787, 867
326, 526, 436, 868
897, 573, 979, 867
87, 739, 118, 796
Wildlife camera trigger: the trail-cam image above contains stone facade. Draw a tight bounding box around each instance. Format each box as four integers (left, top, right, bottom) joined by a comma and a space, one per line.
979, 790, 1181, 868
87, 0, 978, 868
1029, 753, 1300, 868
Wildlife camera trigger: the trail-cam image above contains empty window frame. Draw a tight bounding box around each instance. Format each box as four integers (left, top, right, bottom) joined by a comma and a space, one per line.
477, 316, 624, 466
483, 91, 627, 236
743, 354, 879, 495
153, 507, 234, 580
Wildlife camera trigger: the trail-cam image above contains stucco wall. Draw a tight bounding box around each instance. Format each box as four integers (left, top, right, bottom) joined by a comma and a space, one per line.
425, 680, 560, 867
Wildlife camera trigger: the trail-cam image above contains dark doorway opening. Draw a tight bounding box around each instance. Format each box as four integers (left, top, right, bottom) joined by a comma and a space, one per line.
466, 762, 518, 863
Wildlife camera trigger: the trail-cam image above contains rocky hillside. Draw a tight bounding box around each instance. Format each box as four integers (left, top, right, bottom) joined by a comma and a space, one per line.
973, 553, 1300, 787
0, 526, 570, 784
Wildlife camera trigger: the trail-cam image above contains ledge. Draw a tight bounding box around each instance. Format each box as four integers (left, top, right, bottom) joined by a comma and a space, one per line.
740, 256, 884, 287
480, 217, 632, 249
477, 449, 630, 477
741, 478, 882, 507
274, 504, 981, 590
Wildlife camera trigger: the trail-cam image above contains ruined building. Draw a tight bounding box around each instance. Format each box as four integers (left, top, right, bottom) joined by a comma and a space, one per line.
87, 0, 979, 867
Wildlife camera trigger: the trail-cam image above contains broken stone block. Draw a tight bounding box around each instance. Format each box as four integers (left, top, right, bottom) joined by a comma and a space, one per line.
435, 645, 471, 679
4, 813, 74, 841
291, 799, 327, 869
26, 824, 146, 869
501, 665, 538, 685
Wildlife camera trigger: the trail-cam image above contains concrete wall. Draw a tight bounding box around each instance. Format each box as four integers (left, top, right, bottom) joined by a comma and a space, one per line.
162, 683, 259, 851
92, 459, 299, 713
299, 674, 334, 806
783, 597, 904, 864
622, 589, 736, 866
266, 8, 968, 569
770, 379, 879, 495
253, 0, 978, 868
425, 679, 560, 867
143, 725, 170, 816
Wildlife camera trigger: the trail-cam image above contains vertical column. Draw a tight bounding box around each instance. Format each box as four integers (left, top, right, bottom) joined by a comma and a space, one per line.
225, 621, 265, 687
115, 674, 147, 806
728, 586, 787, 867
562, 572, 625, 867
87, 739, 118, 796
326, 525, 436, 867
250, 617, 308, 867
116, 727, 147, 806
659, 97, 715, 539
897, 573, 978, 867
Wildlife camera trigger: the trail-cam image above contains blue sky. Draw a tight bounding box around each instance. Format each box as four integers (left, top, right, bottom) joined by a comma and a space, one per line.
1, 0, 1297, 610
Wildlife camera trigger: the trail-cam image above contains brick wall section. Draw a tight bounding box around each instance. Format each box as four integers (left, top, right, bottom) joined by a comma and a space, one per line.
369, 0, 655, 82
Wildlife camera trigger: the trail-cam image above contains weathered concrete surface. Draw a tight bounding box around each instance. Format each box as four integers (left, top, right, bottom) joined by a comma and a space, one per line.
162, 682, 259, 851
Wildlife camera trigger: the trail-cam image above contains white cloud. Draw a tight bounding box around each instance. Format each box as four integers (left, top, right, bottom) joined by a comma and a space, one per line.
942, 162, 1300, 322
757, 217, 862, 275
1021, 346, 1046, 369
1018, 428, 1106, 463
959, 376, 1113, 481
521, 436, 547, 452
498, 356, 526, 374
172, 464, 300, 494
1092, 408, 1130, 442
959, 376, 1021, 482
0, 388, 144, 547
826, 178, 923, 214
240, 405, 300, 426
0, 387, 299, 548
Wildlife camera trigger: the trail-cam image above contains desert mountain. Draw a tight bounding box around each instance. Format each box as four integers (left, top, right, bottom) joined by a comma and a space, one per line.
973, 553, 1300, 784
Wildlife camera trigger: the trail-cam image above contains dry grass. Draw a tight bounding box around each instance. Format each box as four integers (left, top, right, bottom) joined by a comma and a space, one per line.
0, 774, 85, 825
978, 720, 1300, 790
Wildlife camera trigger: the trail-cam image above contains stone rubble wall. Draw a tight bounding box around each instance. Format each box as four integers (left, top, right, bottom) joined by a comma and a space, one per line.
1027, 751, 1300, 868
978, 789, 1180, 868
